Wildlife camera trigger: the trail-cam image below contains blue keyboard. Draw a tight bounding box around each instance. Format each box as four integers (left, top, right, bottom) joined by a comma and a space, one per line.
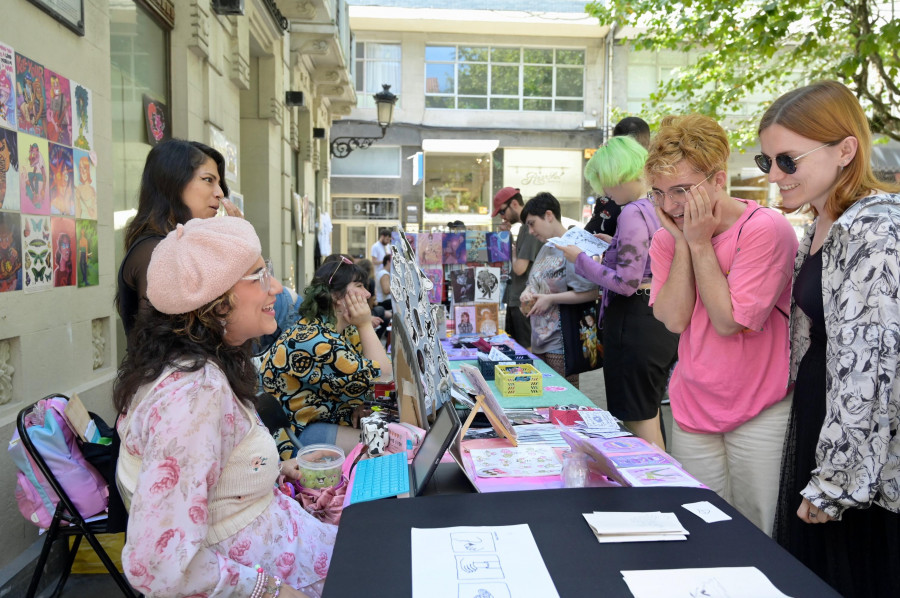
350, 452, 411, 504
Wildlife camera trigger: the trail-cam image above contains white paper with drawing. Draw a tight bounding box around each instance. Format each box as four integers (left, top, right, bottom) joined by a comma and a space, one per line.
621, 567, 791, 598
411, 524, 560, 598
545, 227, 609, 258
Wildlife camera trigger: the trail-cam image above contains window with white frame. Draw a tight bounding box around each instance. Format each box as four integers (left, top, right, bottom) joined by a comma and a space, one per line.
425, 45, 584, 111
355, 42, 401, 108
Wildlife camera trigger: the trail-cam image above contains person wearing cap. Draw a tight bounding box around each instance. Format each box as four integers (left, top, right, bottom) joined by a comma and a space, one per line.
114, 217, 335, 598
492, 186, 542, 349
260, 255, 389, 457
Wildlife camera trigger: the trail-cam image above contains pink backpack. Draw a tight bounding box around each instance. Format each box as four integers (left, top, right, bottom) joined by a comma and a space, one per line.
8, 397, 109, 528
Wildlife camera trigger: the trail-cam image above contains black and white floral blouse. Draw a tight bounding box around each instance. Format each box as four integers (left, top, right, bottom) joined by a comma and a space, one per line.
789, 192, 900, 518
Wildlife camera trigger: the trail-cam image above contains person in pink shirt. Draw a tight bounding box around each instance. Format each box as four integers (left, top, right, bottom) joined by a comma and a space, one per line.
647, 114, 798, 535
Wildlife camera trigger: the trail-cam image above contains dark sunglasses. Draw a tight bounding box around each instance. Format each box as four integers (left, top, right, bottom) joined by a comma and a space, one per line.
754, 142, 834, 174
497, 202, 511, 217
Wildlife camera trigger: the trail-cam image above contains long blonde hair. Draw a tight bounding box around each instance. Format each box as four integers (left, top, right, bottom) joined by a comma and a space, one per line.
758, 80, 899, 218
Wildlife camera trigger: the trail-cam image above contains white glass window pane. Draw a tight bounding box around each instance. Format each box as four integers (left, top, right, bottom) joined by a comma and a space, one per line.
331, 146, 401, 177
426, 46, 456, 61
369, 43, 400, 60
426, 63, 455, 94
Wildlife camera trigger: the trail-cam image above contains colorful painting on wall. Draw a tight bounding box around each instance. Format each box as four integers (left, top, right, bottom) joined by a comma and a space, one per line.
21, 214, 52, 292
73, 148, 96, 219
0, 212, 22, 292
44, 68, 72, 146
76, 219, 98, 287
18, 133, 48, 215
48, 143, 74, 216
71, 81, 93, 152
0, 126, 20, 211
0, 43, 16, 130
15, 53, 45, 138
51, 216, 75, 287
143, 94, 169, 146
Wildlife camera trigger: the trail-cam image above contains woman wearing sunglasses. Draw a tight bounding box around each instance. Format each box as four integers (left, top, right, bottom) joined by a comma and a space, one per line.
760, 80, 900, 598
115, 217, 335, 598
260, 254, 389, 456
560, 135, 678, 449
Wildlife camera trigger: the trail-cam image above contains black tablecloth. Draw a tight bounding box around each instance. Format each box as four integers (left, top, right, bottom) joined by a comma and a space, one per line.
323, 486, 839, 597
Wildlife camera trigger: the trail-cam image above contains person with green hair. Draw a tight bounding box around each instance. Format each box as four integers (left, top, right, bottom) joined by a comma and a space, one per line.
260, 254, 389, 456
560, 135, 678, 448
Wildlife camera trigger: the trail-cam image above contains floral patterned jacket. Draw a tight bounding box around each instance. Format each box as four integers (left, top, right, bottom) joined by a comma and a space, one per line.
791, 192, 900, 518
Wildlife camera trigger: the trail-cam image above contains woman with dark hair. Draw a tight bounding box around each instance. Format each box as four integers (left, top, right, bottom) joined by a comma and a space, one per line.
760, 80, 900, 597
115, 217, 334, 598
53, 232, 73, 286
260, 255, 389, 456
115, 138, 239, 338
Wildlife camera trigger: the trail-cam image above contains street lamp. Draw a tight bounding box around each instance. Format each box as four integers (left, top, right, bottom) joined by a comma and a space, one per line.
330, 84, 398, 159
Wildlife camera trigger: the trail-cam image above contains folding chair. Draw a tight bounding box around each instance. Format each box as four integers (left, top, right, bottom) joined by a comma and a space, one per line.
17, 396, 139, 598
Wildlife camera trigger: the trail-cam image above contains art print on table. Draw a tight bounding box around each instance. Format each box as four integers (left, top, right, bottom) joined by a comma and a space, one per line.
73, 149, 96, 219
76, 219, 98, 287
48, 143, 74, 216
422, 267, 443, 304
470, 446, 561, 478
476, 304, 499, 336
442, 232, 467, 264
451, 267, 475, 303
475, 266, 501, 303
15, 53, 45, 138
0, 44, 16, 130
465, 230, 488, 263
486, 231, 511, 262
0, 212, 22, 292
0, 127, 20, 211
44, 69, 71, 146
618, 464, 705, 488
18, 133, 48, 215
454, 306, 476, 336
609, 453, 674, 468
593, 437, 650, 453
417, 232, 442, 265
71, 81, 93, 151
21, 214, 52, 292
51, 216, 75, 287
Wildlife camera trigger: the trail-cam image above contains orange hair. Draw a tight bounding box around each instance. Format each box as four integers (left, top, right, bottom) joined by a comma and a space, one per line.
758, 80, 900, 218
645, 114, 730, 181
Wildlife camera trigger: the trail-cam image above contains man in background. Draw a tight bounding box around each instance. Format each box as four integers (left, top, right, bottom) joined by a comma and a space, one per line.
585, 116, 652, 236
492, 187, 542, 349
371, 227, 392, 275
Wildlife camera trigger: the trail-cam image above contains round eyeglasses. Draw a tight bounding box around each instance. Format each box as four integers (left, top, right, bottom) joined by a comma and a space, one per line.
754, 142, 834, 175
648, 171, 715, 207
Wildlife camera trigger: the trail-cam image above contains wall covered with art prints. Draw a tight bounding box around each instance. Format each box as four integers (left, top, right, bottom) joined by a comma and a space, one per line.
0, 41, 97, 295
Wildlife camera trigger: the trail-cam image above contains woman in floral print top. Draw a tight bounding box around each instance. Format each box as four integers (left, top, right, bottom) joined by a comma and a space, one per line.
115, 217, 335, 598
261, 255, 388, 457
759, 81, 900, 598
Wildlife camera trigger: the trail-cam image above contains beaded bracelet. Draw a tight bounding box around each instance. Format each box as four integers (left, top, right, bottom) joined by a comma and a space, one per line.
250, 564, 268, 598
263, 576, 283, 598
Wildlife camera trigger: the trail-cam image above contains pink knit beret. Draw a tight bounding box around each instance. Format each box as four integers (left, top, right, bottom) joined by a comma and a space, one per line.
147, 217, 262, 314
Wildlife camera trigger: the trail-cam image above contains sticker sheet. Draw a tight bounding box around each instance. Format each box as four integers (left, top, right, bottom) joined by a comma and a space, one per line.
470, 446, 562, 478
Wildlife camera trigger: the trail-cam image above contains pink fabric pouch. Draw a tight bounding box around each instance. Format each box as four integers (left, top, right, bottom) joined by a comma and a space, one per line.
287, 443, 366, 525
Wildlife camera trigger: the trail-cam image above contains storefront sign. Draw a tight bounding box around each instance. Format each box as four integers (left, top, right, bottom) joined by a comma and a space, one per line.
333, 197, 399, 220
503, 149, 583, 201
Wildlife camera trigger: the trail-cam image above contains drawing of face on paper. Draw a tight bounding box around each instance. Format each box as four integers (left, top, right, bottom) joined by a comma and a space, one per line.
15, 53, 45, 138
455, 306, 476, 336
18, 133, 48, 215
0, 127, 20, 211
475, 266, 500, 303
476, 304, 499, 337
44, 69, 72, 146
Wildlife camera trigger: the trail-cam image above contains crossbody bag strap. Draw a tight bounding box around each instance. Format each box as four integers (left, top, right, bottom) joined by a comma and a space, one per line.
734, 205, 789, 319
